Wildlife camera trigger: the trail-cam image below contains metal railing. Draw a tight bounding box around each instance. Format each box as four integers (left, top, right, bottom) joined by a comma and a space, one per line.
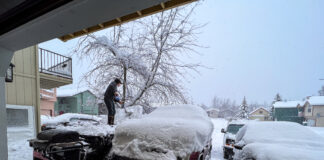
39, 48, 72, 79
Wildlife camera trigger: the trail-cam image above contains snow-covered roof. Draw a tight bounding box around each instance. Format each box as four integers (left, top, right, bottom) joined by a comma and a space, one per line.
249, 107, 269, 115
306, 96, 324, 106
273, 101, 303, 108
112, 104, 214, 160
235, 121, 324, 160
56, 88, 94, 97
206, 108, 220, 112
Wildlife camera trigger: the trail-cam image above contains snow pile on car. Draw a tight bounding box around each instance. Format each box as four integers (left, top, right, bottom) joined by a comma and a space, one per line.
235, 121, 324, 160
41, 113, 101, 125
111, 104, 214, 160
55, 122, 115, 136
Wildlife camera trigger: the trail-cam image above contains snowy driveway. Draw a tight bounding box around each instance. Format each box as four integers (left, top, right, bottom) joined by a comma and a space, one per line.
210, 118, 228, 160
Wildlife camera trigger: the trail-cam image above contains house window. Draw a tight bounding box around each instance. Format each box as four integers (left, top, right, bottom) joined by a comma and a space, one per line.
308, 108, 311, 112
259, 111, 263, 114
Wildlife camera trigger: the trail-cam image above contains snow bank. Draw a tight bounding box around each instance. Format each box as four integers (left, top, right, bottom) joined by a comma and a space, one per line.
8, 127, 34, 160
235, 121, 324, 160
41, 113, 101, 125
112, 104, 213, 160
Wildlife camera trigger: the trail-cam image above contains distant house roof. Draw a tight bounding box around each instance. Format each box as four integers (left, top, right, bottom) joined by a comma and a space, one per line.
306, 96, 324, 106
206, 108, 220, 112
273, 101, 303, 108
57, 88, 95, 97
249, 107, 269, 115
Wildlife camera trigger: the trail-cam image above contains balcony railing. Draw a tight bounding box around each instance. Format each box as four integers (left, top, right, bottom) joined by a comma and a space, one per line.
39, 48, 72, 79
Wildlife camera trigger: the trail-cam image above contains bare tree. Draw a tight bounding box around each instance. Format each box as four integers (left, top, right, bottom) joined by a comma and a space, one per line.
319, 86, 324, 96
74, 4, 202, 109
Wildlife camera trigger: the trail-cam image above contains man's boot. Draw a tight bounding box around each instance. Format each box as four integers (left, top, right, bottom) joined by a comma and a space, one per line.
108, 116, 114, 125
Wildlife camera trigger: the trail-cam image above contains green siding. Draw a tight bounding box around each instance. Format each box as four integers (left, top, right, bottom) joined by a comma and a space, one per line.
55, 90, 98, 115
274, 107, 304, 124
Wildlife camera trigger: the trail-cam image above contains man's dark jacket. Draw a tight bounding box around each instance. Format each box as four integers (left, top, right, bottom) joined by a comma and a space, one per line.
104, 81, 117, 116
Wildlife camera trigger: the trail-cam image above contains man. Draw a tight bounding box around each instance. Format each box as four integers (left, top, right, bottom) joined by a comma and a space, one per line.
104, 78, 123, 125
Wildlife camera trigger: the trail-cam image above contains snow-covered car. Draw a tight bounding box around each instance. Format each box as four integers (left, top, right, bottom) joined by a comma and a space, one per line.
41, 113, 101, 131
221, 120, 246, 159
233, 121, 324, 160
31, 114, 115, 160
110, 104, 214, 160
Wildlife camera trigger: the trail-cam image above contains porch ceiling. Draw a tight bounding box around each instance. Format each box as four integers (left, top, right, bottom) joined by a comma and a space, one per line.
0, 0, 196, 51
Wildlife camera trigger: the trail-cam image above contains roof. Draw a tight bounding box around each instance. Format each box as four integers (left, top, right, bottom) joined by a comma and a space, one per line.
273, 101, 303, 108
306, 96, 324, 106
56, 88, 95, 97
59, 0, 197, 41
206, 108, 220, 112
249, 107, 269, 115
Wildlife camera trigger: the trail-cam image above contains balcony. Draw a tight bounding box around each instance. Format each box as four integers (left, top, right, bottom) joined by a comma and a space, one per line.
39, 48, 73, 89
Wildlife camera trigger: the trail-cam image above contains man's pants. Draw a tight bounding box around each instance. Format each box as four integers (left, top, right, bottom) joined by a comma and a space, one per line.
104, 98, 115, 125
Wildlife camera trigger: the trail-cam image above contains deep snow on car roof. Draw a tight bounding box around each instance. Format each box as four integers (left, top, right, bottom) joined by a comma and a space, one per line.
41, 113, 101, 125
112, 104, 214, 160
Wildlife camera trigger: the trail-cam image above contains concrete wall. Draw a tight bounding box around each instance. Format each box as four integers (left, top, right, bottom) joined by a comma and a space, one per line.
0, 47, 14, 160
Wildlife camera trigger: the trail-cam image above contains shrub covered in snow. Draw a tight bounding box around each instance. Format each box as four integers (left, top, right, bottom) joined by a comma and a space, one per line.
111, 104, 214, 160
234, 121, 324, 160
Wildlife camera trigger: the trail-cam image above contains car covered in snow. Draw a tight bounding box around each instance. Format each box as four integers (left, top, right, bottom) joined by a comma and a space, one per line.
110, 104, 214, 160
221, 120, 246, 159
31, 114, 115, 160
233, 121, 324, 160
41, 113, 101, 131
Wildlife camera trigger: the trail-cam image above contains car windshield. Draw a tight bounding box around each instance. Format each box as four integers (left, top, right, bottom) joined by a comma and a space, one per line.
227, 124, 244, 134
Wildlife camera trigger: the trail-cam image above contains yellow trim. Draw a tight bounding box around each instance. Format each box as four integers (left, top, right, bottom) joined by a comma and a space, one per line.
59, 0, 197, 42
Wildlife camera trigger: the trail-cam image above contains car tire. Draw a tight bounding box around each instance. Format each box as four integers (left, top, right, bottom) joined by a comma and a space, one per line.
223, 151, 229, 159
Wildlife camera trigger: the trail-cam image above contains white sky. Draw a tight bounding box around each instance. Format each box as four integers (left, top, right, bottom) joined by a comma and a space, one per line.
40, 0, 324, 106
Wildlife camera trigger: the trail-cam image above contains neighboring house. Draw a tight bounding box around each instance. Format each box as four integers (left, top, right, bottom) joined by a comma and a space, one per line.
249, 107, 270, 121
301, 96, 324, 127
55, 89, 98, 115
5, 46, 72, 132
40, 88, 57, 116
273, 101, 304, 124
206, 108, 219, 118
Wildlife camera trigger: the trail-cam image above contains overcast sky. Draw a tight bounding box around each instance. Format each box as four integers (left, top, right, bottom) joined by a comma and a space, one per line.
40, 0, 324, 106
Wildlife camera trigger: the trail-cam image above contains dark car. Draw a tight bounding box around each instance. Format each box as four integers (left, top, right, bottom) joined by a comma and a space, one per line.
221, 120, 246, 159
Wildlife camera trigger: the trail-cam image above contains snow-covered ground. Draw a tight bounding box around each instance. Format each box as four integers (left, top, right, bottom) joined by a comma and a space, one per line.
7, 116, 324, 160
210, 118, 228, 160
7, 127, 34, 160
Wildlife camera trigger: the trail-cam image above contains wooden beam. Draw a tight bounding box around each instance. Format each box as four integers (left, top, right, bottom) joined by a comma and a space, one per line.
68, 33, 74, 37
59, 0, 197, 41
137, 11, 142, 16
160, 2, 165, 9
82, 29, 88, 33
116, 17, 122, 23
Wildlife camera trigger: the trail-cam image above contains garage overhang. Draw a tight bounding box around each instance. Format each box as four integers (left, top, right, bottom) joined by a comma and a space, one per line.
0, 0, 197, 52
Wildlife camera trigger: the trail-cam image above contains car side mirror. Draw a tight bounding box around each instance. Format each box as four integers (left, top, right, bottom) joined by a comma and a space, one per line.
234, 143, 244, 150
221, 128, 226, 133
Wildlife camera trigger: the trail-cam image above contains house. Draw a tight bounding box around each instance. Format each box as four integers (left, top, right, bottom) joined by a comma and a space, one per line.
5, 46, 72, 132
55, 89, 98, 115
40, 88, 57, 116
273, 101, 304, 124
206, 108, 219, 118
249, 107, 270, 121
301, 96, 324, 127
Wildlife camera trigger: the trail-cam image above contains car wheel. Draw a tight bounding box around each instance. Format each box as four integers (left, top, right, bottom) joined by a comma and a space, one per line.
223, 151, 229, 159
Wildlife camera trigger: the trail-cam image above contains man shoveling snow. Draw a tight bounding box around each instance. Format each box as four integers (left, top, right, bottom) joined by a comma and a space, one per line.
104, 78, 124, 125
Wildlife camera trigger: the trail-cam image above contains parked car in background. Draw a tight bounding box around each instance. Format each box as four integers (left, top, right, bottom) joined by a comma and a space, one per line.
221, 120, 246, 159
234, 121, 324, 160
41, 113, 101, 131
110, 104, 214, 160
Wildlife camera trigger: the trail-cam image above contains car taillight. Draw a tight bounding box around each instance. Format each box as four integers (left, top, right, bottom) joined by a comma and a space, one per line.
189, 152, 200, 160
